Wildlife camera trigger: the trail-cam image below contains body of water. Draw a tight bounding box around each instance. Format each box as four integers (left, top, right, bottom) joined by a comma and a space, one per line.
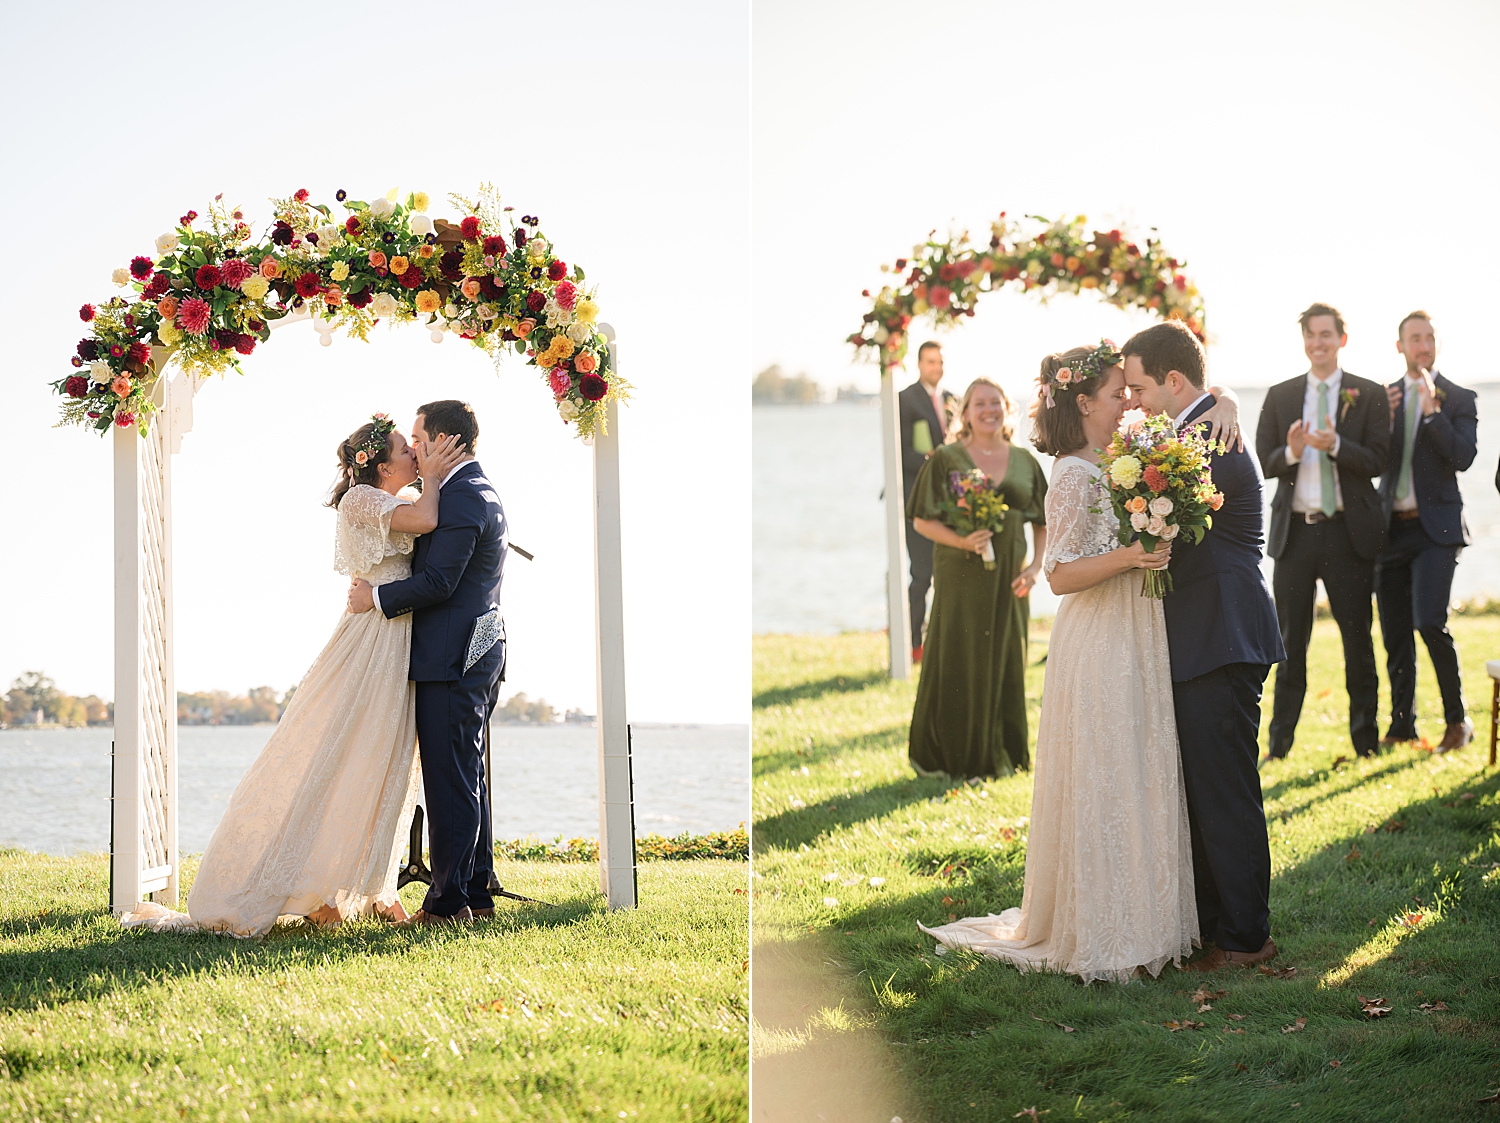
0, 723, 748, 857
755, 389, 1500, 632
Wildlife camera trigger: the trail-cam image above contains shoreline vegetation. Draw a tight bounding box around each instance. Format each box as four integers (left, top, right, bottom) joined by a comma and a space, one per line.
753, 623, 1500, 1122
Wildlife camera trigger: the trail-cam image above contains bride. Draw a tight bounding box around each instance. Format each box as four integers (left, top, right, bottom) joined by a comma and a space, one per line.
123, 414, 465, 937
919, 342, 1236, 983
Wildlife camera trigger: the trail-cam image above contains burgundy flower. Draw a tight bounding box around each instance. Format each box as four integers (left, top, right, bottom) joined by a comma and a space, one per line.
115, 411, 137, 427
526, 291, 546, 313
77, 339, 98, 360
247, 318, 265, 333
219, 257, 253, 289
142, 273, 171, 300
195, 263, 222, 289
349, 288, 373, 309
460, 216, 481, 239
80, 304, 95, 322
109, 344, 125, 358
345, 215, 362, 235
128, 342, 150, 364
439, 251, 464, 281
176, 297, 211, 335
179, 211, 197, 226
547, 260, 567, 281
271, 221, 294, 246
294, 188, 310, 202
294, 273, 321, 298
482, 235, 507, 256
70, 355, 83, 368
398, 265, 423, 290
479, 275, 503, 301
234, 334, 257, 356
514, 228, 527, 248
579, 373, 608, 401
215, 329, 239, 351
130, 255, 154, 280
65, 375, 89, 398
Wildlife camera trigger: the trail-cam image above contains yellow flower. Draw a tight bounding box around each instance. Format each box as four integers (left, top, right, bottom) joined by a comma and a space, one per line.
157, 320, 181, 346
575, 296, 599, 324
415, 290, 441, 315
389, 256, 409, 276
1109, 455, 1143, 489
241, 274, 270, 301
412, 191, 430, 213
417, 244, 435, 259
330, 261, 350, 282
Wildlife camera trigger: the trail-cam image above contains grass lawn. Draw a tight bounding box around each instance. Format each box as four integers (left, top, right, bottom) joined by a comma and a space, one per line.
0, 854, 747, 1121
752, 618, 1500, 1123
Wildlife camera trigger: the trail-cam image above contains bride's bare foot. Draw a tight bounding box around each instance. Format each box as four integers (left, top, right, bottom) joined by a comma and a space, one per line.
306, 903, 342, 928
375, 899, 410, 923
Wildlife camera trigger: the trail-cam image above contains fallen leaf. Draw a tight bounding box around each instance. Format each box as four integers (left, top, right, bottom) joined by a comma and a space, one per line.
1258, 965, 1299, 978
1344, 847, 1361, 862
1013, 1110, 1049, 1120
1358, 995, 1392, 1018
1191, 986, 1226, 1004
1165, 1020, 1205, 1032
1281, 1017, 1307, 1034
1329, 1060, 1342, 1068
1234, 1063, 1249, 1073
1383, 819, 1406, 833
1367, 918, 1378, 927
1198, 1003, 1214, 1012
941, 895, 954, 906
1029, 1013, 1074, 1032
1399, 913, 1424, 928
1479, 1091, 1500, 1104
1226, 1013, 1247, 1021
1223, 1026, 1245, 1034
1417, 1001, 1448, 1014
1365, 824, 1379, 834
481, 1000, 510, 1014
1331, 755, 1349, 768
1460, 792, 1476, 801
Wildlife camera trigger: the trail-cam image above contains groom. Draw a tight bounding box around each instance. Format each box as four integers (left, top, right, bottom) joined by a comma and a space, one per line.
1121, 321, 1285, 970
348, 399, 509, 925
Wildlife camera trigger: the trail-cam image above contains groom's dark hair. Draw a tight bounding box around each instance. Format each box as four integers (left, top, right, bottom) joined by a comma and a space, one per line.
417, 399, 479, 454
1121, 321, 1205, 388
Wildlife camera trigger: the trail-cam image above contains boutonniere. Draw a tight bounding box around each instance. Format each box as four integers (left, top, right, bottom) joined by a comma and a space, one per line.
1338, 386, 1360, 422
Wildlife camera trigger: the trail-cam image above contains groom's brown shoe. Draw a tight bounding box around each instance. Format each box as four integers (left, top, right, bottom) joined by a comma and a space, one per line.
396, 906, 473, 928
1191, 938, 1277, 972
471, 907, 495, 919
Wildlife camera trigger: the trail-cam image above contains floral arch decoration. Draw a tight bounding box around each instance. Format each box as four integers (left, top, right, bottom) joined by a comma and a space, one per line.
54, 184, 628, 441
848, 212, 1207, 370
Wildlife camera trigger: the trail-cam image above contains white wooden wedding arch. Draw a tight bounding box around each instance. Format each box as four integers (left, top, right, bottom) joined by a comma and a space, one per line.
110, 315, 638, 914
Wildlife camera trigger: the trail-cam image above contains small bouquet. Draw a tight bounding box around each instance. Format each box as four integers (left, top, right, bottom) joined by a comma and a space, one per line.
1096, 411, 1225, 597
937, 468, 1009, 569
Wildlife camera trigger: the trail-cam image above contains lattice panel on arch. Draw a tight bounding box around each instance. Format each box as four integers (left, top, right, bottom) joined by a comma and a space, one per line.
137, 419, 172, 886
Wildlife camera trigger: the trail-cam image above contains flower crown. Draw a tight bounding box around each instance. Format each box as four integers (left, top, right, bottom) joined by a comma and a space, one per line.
349, 412, 396, 470
1040, 338, 1123, 408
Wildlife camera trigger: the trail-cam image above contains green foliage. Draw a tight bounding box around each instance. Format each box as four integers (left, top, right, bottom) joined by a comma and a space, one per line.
752, 365, 822, 404
496, 692, 557, 725
1, 672, 109, 728
0, 855, 747, 1120
496, 828, 749, 863
754, 622, 1500, 1122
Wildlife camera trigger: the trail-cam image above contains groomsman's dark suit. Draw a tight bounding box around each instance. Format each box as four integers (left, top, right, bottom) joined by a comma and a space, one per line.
898, 379, 954, 646
1256, 370, 1391, 758
1164, 395, 1285, 955
1376, 371, 1477, 744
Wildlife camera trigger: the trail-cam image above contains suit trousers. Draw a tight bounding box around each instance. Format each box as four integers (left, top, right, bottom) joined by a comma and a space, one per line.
906, 520, 935, 646
415, 667, 501, 916
1376, 517, 1465, 734
1173, 661, 1273, 953
1268, 517, 1379, 757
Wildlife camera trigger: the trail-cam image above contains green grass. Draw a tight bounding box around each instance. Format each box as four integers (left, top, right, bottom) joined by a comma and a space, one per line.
0, 853, 747, 1121
752, 619, 1500, 1122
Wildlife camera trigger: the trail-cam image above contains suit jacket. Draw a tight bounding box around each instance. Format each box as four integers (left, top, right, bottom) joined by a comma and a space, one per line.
898, 380, 955, 504
1379, 372, 1476, 547
1163, 395, 1285, 682
1256, 371, 1391, 560
377, 461, 509, 682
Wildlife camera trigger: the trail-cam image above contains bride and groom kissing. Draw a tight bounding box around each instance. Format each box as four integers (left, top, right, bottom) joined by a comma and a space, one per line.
923, 320, 1286, 983
125, 399, 509, 936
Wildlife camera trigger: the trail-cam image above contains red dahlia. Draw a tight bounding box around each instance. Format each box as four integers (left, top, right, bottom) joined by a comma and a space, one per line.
479, 275, 503, 300
554, 280, 577, 311
349, 288, 373, 309
80, 304, 95, 322
294, 273, 321, 298
128, 342, 150, 363
579, 373, 608, 401
398, 265, 423, 289
177, 297, 212, 335
345, 215, 362, 235
65, 375, 89, 398
77, 339, 98, 360
547, 260, 567, 281
439, 251, 464, 281
460, 216, 481, 239
195, 263, 223, 289
220, 257, 253, 288
143, 273, 170, 300
234, 334, 256, 356
130, 255, 154, 280
482, 235, 507, 256
525, 291, 546, 313
294, 188, 310, 202
1143, 465, 1169, 492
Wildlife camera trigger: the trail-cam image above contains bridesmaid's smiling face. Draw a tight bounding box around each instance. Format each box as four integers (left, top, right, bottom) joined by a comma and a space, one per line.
964, 384, 1007, 437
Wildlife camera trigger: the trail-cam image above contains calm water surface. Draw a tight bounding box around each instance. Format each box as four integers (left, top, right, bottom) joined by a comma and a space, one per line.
0, 724, 747, 857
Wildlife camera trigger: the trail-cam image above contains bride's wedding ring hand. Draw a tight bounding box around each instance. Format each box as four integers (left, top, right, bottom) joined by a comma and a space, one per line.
1122, 541, 1171, 570
416, 432, 466, 483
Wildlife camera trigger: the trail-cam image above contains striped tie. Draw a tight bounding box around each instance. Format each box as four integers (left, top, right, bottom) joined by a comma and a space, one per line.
1317, 381, 1336, 517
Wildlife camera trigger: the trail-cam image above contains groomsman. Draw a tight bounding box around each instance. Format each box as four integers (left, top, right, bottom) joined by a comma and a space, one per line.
1376, 311, 1478, 751
899, 341, 954, 662
1255, 303, 1390, 760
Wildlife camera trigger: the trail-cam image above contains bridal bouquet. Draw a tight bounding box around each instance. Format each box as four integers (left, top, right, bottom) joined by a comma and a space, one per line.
1096, 411, 1224, 598
937, 468, 1009, 570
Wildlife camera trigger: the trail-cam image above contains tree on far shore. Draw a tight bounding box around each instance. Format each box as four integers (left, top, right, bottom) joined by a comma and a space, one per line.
752, 364, 822, 404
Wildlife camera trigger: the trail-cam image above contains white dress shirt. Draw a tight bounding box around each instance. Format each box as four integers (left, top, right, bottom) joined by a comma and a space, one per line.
370, 458, 476, 614
1391, 373, 1436, 513
1287, 370, 1344, 514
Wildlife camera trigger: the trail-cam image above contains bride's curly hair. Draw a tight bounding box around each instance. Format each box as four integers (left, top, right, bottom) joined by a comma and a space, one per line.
327, 420, 396, 509
1029, 345, 1112, 457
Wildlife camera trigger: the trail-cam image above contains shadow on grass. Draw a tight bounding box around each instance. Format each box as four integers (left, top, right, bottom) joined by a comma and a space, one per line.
753, 669, 890, 711
754, 722, 910, 778
755, 772, 958, 853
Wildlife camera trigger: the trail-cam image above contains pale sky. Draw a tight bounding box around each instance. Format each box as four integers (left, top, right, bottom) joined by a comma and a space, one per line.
3, 1, 749, 723
753, 0, 1500, 400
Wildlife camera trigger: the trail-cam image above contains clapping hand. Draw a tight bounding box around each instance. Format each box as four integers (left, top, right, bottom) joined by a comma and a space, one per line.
1415, 367, 1438, 416
1287, 418, 1336, 459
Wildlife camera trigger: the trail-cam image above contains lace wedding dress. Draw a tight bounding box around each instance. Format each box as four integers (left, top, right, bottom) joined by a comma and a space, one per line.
122, 485, 421, 937
918, 456, 1197, 983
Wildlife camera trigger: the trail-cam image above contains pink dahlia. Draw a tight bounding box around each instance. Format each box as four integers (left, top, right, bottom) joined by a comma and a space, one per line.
554, 280, 577, 311
115, 411, 137, 428
220, 257, 253, 289
176, 297, 212, 335
548, 368, 572, 397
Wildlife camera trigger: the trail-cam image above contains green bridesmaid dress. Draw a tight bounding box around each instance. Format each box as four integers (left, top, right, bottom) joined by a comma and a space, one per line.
906, 441, 1048, 778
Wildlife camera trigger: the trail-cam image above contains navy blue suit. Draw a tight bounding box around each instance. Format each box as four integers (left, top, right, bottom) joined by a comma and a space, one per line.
1163, 394, 1284, 954
378, 460, 508, 916
1376, 372, 1477, 737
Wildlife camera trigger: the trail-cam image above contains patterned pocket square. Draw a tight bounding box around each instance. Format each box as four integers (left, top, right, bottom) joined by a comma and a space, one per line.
465, 608, 503, 673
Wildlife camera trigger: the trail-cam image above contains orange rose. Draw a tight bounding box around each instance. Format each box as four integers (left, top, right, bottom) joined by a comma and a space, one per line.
515, 318, 536, 339
323, 284, 344, 307
1208, 492, 1225, 511
1126, 495, 1147, 514
574, 350, 598, 374
389, 256, 409, 276
368, 250, 387, 269
460, 278, 482, 301
259, 257, 281, 279
157, 296, 179, 318
111, 375, 132, 398
417, 244, 435, 259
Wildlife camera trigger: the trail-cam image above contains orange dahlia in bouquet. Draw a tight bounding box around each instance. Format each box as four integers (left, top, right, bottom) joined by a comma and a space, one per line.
1096, 411, 1224, 598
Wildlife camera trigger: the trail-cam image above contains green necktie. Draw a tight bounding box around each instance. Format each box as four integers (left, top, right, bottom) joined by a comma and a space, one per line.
1396, 382, 1420, 500
1317, 381, 1336, 517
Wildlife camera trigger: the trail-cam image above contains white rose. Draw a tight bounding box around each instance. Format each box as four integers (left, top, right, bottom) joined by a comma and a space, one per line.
444, 304, 459, 319
526, 238, 549, 262
477, 303, 496, 321
90, 361, 112, 384
1130, 511, 1148, 531
408, 213, 435, 237
1149, 497, 1174, 516
874, 327, 890, 343
1161, 523, 1180, 540
566, 320, 593, 344
559, 399, 580, 420
368, 196, 395, 219
1146, 515, 1166, 536
112, 267, 131, 286
155, 232, 179, 254
370, 292, 398, 317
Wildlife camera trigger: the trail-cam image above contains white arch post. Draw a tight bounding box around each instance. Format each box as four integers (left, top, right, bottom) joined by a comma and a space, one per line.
878, 356, 912, 680
110, 325, 636, 913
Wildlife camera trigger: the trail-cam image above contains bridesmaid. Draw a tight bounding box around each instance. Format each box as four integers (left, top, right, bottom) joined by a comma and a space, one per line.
906, 378, 1048, 778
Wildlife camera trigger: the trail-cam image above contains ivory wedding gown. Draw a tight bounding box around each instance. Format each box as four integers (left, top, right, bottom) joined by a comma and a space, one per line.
122, 484, 421, 937
919, 456, 1198, 983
